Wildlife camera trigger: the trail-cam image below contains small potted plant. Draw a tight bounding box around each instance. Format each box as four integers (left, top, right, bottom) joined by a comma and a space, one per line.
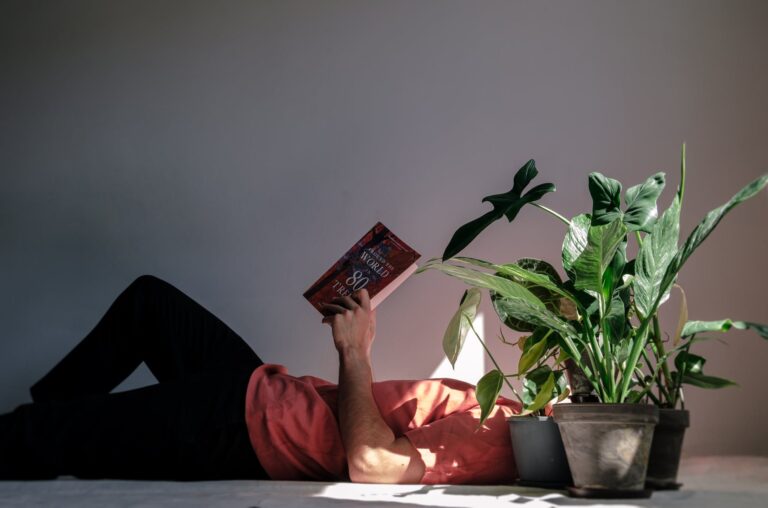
640, 313, 767, 489
438, 279, 573, 488
421, 151, 767, 498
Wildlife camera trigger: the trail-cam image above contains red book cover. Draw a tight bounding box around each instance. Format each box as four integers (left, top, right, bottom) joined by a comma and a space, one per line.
303, 222, 421, 313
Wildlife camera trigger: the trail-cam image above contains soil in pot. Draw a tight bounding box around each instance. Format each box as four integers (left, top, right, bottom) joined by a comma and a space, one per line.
553, 403, 659, 499
508, 415, 572, 489
645, 408, 690, 490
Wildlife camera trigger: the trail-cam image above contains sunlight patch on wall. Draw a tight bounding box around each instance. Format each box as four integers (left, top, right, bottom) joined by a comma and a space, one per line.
429, 313, 486, 384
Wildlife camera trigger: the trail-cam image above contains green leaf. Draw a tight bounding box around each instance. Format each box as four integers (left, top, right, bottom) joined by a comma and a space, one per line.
486, 182, 558, 223
422, 262, 545, 307
441, 211, 502, 262
572, 220, 628, 295
602, 238, 627, 303
441, 289, 482, 368
589, 173, 623, 225
604, 293, 627, 344
518, 335, 549, 376
454, 257, 575, 302
526, 372, 556, 414
476, 369, 504, 424
442, 160, 555, 260
681, 372, 737, 389
634, 196, 681, 318
681, 320, 768, 340
423, 260, 580, 340
492, 297, 579, 341
490, 258, 564, 332
624, 172, 666, 232
562, 214, 591, 273
521, 365, 551, 406
674, 351, 705, 374
658, 174, 768, 304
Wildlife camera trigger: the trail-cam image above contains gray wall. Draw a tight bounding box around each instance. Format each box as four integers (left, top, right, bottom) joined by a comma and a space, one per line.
1, 0, 766, 457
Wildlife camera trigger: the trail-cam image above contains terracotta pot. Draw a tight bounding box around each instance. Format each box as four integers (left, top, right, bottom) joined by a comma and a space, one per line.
508, 415, 572, 488
645, 408, 689, 490
553, 403, 659, 498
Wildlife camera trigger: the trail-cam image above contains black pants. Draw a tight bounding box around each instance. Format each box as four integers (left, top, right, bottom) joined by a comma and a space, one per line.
0, 275, 267, 480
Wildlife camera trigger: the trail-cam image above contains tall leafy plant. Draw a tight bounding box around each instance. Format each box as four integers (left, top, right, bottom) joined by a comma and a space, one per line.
420, 149, 768, 421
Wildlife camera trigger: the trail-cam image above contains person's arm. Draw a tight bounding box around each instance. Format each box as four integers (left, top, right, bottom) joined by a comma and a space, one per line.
321, 289, 425, 484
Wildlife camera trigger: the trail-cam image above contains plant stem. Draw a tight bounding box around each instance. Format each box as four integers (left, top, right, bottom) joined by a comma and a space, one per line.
641, 348, 672, 403
633, 367, 662, 405
652, 314, 674, 402
465, 315, 525, 406
618, 319, 651, 401
532, 203, 571, 226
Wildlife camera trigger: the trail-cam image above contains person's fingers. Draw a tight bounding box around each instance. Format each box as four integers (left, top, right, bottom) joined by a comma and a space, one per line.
320, 303, 348, 315
331, 295, 359, 310
356, 288, 371, 310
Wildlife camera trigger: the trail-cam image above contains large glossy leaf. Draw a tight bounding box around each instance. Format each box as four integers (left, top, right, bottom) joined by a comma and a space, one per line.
604, 293, 627, 344
603, 238, 627, 302
421, 262, 546, 307
681, 319, 768, 340
589, 173, 623, 225
442, 288, 482, 367
441, 211, 502, 262
681, 372, 737, 389
424, 261, 580, 339
454, 257, 575, 302
624, 172, 666, 232
476, 369, 504, 424
658, 174, 768, 303
572, 220, 628, 295
562, 214, 591, 273
634, 196, 681, 318
491, 258, 563, 332
442, 160, 555, 260
492, 297, 579, 341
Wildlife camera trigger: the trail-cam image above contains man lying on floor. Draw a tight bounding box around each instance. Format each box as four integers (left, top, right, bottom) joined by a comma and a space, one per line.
0, 275, 520, 483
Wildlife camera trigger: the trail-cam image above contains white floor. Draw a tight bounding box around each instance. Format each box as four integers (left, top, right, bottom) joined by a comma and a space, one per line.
0, 456, 765, 508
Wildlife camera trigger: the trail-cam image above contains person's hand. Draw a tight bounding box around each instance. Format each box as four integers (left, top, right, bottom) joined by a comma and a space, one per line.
321, 289, 376, 357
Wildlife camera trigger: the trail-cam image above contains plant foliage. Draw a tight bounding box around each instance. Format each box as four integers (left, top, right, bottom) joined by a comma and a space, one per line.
421, 147, 767, 420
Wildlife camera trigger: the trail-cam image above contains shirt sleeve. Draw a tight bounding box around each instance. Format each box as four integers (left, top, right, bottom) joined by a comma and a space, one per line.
403, 405, 517, 484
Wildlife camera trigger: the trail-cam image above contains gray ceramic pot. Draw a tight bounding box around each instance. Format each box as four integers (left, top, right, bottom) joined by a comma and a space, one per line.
553, 403, 659, 498
508, 415, 572, 488
645, 408, 690, 490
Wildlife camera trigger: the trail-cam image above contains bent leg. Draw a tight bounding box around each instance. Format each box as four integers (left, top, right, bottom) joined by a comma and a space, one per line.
30, 275, 262, 402
1, 366, 266, 480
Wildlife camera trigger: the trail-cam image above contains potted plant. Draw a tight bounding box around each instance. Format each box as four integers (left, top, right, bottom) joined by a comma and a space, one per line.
437, 283, 573, 489
420, 151, 767, 498
418, 163, 576, 488
641, 318, 766, 490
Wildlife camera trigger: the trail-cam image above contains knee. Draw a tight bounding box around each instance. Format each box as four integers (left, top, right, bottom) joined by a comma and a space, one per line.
129, 274, 170, 293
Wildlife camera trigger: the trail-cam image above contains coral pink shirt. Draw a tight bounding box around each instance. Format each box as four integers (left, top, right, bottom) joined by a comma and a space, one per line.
244, 364, 521, 484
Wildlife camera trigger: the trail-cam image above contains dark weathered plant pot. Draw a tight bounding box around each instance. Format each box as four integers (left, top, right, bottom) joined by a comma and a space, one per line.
645, 408, 689, 490
553, 404, 659, 498
508, 415, 573, 488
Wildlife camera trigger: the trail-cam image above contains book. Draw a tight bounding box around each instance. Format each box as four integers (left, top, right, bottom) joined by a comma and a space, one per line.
303, 222, 421, 313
